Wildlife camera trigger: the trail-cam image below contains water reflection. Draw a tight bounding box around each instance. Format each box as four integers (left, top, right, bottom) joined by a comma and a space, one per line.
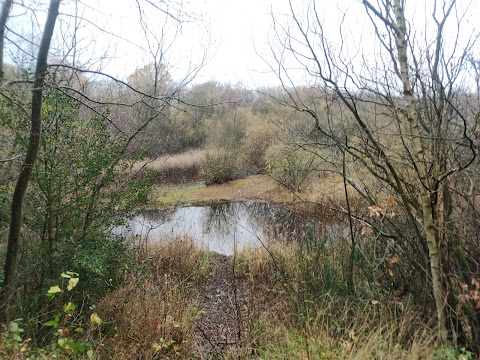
116, 201, 304, 255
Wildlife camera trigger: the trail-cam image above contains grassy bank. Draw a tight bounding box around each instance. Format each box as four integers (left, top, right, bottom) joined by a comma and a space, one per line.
1, 236, 467, 359
1, 165, 469, 358
151, 172, 349, 208
151, 175, 281, 207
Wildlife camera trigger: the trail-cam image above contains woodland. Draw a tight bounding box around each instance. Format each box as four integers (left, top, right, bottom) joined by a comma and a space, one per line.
0, 0, 479, 358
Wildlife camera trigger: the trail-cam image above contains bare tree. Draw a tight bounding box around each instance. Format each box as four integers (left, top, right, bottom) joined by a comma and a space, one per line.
266, 0, 479, 346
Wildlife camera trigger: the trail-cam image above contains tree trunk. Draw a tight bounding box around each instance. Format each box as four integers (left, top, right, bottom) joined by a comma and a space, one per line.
0, 0, 61, 324
0, 0, 12, 82
392, 0, 448, 342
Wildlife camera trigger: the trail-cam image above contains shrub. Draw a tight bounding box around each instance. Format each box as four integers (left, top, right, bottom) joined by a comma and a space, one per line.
0, 272, 102, 359
0, 86, 152, 325
265, 143, 317, 192
201, 148, 239, 185
237, 123, 277, 175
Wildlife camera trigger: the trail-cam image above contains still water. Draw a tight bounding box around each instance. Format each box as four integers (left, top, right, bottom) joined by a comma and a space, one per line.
116, 201, 303, 255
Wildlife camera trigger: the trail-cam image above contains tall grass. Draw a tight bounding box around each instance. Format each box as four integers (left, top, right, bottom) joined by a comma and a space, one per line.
129, 149, 206, 184
230, 230, 449, 359
1, 226, 464, 358
130, 149, 207, 173
0, 237, 212, 359
96, 237, 212, 359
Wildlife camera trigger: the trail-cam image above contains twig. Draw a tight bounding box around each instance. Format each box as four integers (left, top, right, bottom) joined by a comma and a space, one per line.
195, 323, 217, 352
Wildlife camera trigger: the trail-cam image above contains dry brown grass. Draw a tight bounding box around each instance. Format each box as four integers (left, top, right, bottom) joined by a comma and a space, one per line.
95, 238, 212, 359
97, 275, 197, 359
251, 307, 439, 360
130, 149, 207, 173
232, 244, 442, 360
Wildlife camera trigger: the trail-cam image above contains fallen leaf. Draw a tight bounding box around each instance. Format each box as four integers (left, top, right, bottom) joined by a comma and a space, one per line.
90, 313, 102, 326
389, 255, 399, 264
349, 329, 357, 342
361, 226, 373, 235
368, 205, 385, 217
343, 340, 354, 352
48, 286, 62, 294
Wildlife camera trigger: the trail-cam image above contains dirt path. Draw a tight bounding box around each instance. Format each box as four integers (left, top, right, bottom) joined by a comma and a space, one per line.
193, 253, 253, 359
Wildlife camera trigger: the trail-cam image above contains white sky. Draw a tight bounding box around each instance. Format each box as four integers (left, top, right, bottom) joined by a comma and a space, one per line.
93, 0, 287, 87
5, 0, 479, 89
93, 0, 479, 88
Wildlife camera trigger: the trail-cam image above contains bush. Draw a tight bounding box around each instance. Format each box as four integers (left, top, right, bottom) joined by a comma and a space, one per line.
201, 148, 239, 185
265, 143, 317, 192
1, 86, 152, 326
237, 123, 276, 175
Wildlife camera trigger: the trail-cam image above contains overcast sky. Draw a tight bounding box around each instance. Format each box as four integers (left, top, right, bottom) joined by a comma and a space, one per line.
95, 0, 478, 88
5, 0, 479, 89
88, 0, 377, 87
94, 0, 287, 87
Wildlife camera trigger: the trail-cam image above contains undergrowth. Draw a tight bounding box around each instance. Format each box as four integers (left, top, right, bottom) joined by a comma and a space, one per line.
0, 238, 212, 359
228, 233, 469, 359
1, 233, 473, 359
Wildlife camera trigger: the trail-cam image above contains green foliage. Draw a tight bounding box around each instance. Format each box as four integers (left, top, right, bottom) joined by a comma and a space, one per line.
0, 185, 10, 235
0, 94, 25, 236
256, 321, 346, 360
265, 143, 317, 192
40, 272, 97, 358
435, 345, 475, 360
2, 318, 29, 352
238, 122, 277, 175
1, 83, 152, 319
0, 272, 103, 357
201, 148, 239, 184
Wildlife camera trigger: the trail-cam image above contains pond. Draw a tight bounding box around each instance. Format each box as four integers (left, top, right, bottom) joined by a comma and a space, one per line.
115, 201, 313, 255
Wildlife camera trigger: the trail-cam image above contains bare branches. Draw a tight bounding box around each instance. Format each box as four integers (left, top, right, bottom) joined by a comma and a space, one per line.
362, 0, 397, 33
0, 154, 21, 163
266, 0, 479, 345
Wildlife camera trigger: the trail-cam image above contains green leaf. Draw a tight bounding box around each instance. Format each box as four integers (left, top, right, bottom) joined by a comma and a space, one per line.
9, 321, 19, 333
44, 320, 57, 327
75, 327, 84, 333
60, 273, 71, 279
45, 314, 60, 327
64, 302, 76, 313
87, 349, 94, 359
